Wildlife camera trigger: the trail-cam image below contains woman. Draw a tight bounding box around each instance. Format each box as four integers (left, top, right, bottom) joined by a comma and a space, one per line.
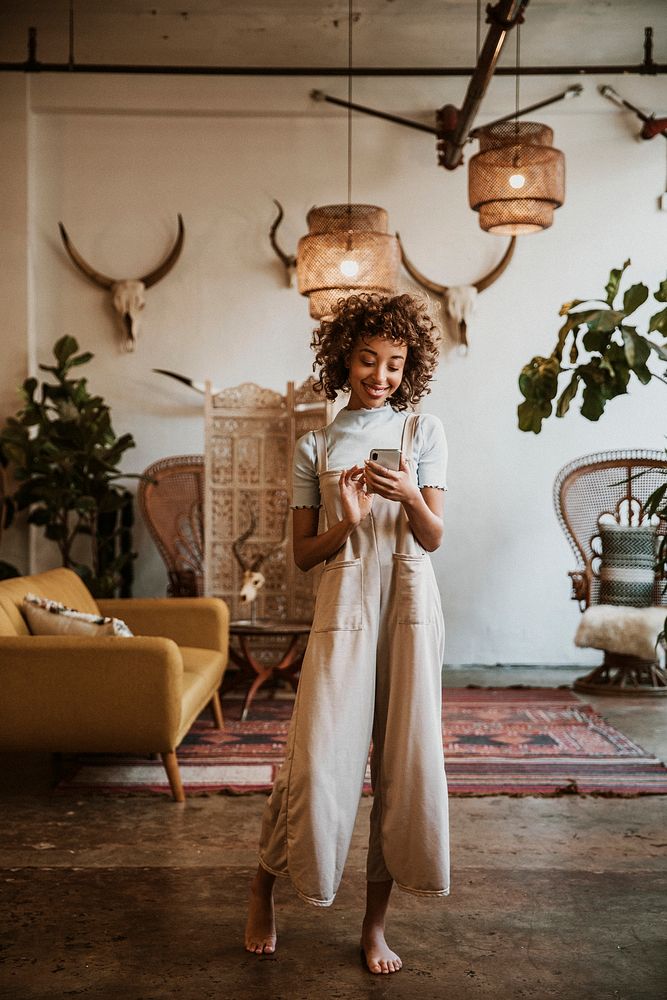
245, 292, 449, 974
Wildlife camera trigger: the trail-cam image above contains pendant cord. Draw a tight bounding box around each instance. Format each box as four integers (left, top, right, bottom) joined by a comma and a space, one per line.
514, 22, 521, 135
347, 0, 353, 209
68, 0, 75, 68
476, 0, 481, 59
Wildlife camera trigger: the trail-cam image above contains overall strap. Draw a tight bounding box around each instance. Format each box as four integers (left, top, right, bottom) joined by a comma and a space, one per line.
400, 412, 420, 462
314, 427, 328, 474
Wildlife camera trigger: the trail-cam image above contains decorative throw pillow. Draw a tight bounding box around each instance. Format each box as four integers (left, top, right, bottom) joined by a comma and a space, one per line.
22, 593, 133, 637
598, 524, 656, 608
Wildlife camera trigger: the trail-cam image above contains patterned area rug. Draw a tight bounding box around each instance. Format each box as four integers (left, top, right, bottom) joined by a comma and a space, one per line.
57, 688, 667, 797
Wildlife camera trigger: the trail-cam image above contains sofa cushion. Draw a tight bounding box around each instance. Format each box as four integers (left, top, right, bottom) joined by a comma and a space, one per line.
23, 594, 133, 638
177, 646, 226, 740
575, 604, 666, 661
0, 568, 101, 635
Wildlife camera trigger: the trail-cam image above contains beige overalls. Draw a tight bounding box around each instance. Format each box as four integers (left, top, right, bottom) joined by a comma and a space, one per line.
259, 413, 450, 906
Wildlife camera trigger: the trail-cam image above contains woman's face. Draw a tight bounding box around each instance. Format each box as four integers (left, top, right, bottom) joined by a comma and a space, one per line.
346, 335, 408, 410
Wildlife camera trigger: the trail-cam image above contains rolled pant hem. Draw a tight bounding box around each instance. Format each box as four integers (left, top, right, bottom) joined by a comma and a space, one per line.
395, 880, 450, 898
259, 856, 335, 908
258, 857, 290, 879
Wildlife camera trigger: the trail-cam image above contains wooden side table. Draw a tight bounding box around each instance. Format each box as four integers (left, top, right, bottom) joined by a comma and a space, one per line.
226, 620, 311, 721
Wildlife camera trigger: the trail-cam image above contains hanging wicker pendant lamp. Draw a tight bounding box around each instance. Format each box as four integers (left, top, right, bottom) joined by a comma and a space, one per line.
296, 203, 400, 319
295, 0, 399, 319
468, 120, 565, 235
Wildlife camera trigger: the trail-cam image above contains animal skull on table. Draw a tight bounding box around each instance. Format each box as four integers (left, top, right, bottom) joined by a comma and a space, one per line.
58, 215, 185, 352
232, 508, 290, 607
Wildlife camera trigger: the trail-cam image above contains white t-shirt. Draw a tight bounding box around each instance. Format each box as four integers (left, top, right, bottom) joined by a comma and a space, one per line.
292, 405, 448, 509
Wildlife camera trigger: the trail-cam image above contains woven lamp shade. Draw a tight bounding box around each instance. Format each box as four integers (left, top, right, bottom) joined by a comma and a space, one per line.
296, 204, 400, 319
468, 121, 565, 235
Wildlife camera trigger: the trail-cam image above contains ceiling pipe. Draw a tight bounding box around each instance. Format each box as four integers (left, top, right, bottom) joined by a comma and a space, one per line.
437, 0, 530, 170
3, 26, 665, 78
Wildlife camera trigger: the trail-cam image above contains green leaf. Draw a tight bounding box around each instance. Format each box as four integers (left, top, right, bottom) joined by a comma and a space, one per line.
582, 328, 611, 353
648, 339, 667, 362
646, 481, 667, 517
587, 309, 625, 333
654, 278, 667, 303
621, 326, 651, 370
648, 307, 667, 337
580, 385, 606, 421
556, 372, 581, 417
53, 336, 79, 366
27, 507, 51, 526
69, 351, 94, 368
558, 299, 585, 316
518, 399, 550, 434
604, 260, 631, 306
20, 377, 38, 401
622, 283, 649, 316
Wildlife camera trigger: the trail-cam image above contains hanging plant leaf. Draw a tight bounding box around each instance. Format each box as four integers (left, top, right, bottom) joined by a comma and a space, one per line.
604, 260, 631, 306
556, 372, 581, 417
648, 307, 667, 337
622, 283, 649, 316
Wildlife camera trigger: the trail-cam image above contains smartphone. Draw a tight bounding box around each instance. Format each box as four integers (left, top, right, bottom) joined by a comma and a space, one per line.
368, 448, 401, 472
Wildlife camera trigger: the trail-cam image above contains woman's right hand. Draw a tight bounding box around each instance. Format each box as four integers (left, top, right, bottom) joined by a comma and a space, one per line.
339, 465, 373, 526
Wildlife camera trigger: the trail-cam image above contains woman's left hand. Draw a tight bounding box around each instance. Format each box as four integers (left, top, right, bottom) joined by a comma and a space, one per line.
363, 456, 420, 504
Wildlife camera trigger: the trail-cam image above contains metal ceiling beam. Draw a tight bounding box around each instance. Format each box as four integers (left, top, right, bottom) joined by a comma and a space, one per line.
3, 61, 664, 76
1, 23, 664, 78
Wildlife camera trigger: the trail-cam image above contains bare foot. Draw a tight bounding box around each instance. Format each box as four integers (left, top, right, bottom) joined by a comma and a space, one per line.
244, 869, 277, 954
360, 922, 402, 974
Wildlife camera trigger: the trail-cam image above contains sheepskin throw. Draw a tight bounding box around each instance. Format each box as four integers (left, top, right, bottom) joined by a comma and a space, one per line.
575, 604, 665, 662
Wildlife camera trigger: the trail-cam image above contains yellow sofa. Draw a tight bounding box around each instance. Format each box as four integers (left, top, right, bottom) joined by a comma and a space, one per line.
0, 568, 229, 802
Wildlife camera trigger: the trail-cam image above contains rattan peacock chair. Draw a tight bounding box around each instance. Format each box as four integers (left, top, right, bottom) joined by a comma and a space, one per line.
138, 455, 204, 597
554, 449, 667, 695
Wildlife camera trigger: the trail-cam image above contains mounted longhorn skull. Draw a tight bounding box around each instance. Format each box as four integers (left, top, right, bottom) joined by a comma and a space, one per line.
397, 235, 516, 351
58, 215, 185, 352
232, 507, 289, 607
269, 200, 296, 287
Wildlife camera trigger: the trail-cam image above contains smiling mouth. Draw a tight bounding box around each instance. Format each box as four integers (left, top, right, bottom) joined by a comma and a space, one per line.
363, 384, 389, 396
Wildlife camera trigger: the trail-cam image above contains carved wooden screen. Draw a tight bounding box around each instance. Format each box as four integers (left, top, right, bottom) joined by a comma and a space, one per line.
204, 378, 331, 622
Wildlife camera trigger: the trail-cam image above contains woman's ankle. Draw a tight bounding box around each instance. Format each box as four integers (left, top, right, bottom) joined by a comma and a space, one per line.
252, 865, 276, 897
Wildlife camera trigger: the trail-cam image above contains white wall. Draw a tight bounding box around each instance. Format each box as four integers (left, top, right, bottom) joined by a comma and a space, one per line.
1, 71, 665, 664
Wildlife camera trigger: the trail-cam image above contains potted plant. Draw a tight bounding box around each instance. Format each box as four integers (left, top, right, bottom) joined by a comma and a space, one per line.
517, 260, 667, 648
0, 336, 139, 598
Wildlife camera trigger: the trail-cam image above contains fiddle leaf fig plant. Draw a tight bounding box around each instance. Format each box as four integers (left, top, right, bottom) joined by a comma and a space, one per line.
517, 260, 667, 434
0, 336, 139, 598
516, 262, 667, 648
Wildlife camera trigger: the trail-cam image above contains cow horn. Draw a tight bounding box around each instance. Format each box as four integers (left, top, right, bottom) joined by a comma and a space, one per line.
140, 214, 185, 288
58, 222, 116, 289
473, 236, 516, 292
270, 199, 296, 285
250, 506, 290, 571
396, 233, 449, 297
232, 510, 257, 573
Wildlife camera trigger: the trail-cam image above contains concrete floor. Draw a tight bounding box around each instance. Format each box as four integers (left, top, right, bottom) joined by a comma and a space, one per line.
1, 665, 666, 1000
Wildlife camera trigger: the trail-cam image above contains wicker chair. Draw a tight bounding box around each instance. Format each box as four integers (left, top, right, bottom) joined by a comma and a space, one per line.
138, 455, 204, 597
554, 450, 667, 695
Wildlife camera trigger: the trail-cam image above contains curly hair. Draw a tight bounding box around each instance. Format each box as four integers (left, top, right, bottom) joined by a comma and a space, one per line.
311, 293, 440, 411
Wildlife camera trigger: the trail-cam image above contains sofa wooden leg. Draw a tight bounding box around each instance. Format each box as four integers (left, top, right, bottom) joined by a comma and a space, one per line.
161, 751, 185, 802
211, 689, 225, 729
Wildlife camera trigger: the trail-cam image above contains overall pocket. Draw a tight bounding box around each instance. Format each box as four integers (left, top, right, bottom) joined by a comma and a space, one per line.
393, 553, 437, 625
313, 558, 363, 632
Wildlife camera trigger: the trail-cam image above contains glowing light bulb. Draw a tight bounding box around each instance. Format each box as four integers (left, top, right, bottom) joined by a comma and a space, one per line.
339, 258, 359, 278
509, 172, 526, 189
